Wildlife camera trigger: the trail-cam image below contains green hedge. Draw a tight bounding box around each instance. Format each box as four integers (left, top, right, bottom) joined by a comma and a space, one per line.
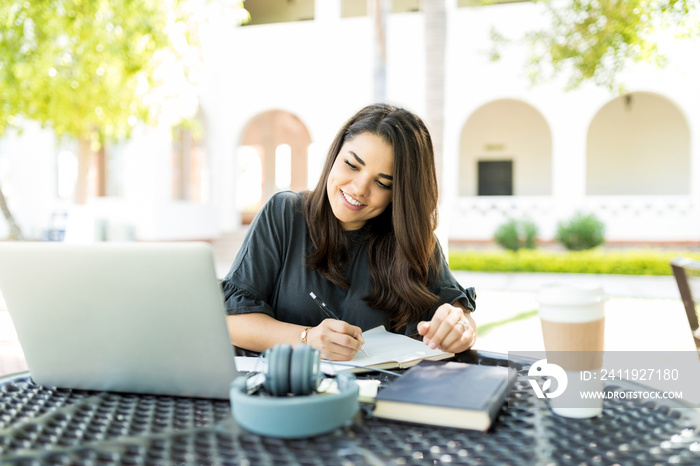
448, 248, 700, 276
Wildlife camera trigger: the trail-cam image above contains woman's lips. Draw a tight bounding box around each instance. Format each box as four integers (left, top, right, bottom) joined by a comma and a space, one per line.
341, 190, 365, 210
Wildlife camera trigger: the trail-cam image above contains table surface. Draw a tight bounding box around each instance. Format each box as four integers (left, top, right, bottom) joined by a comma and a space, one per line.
1, 350, 699, 465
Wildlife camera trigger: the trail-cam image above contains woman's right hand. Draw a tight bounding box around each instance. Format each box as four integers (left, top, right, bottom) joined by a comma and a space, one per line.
306, 319, 365, 361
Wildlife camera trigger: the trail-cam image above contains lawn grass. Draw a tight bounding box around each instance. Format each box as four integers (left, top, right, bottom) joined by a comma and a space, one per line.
476, 309, 539, 337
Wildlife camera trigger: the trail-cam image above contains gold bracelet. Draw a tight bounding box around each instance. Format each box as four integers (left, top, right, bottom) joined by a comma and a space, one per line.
300, 327, 312, 344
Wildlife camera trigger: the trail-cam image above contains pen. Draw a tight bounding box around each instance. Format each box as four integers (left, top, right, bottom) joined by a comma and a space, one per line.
309, 292, 368, 357
309, 292, 340, 320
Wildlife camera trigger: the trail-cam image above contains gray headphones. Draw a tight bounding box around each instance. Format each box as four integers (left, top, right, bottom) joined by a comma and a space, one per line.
229, 344, 359, 438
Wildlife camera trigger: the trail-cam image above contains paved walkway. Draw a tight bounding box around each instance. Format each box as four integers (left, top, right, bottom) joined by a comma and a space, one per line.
454, 271, 697, 353
1, 271, 697, 377
460, 271, 700, 406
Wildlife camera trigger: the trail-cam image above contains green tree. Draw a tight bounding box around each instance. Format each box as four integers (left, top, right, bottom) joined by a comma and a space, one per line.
490, 0, 699, 91
0, 0, 173, 238
0, 0, 247, 239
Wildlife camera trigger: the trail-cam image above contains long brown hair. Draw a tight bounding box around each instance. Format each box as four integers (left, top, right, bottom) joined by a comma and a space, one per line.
304, 103, 440, 330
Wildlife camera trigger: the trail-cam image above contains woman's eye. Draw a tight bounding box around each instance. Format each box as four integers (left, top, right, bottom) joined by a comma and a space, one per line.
376, 180, 392, 190
344, 160, 358, 171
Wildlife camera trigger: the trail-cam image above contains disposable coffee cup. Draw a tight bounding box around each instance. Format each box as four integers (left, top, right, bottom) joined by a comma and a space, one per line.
537, 282, 606, 418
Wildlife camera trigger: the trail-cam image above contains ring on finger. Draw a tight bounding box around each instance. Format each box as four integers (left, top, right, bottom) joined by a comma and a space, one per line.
456, 319, 468, 333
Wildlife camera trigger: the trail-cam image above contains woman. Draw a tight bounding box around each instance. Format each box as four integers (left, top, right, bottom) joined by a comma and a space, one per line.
222, 103, 476, 361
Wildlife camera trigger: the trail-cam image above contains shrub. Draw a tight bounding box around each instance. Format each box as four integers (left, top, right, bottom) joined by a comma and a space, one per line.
556, 211, 605, 251
493, 218, 539, 251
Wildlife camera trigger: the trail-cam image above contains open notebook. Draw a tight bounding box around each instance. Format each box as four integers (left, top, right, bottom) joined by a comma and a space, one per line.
230, 326, 452, 375
0, 241, 239, 399
321, 326, 453, 373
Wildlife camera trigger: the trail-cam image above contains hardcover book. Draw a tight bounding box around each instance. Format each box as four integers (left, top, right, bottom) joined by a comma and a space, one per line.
372, 360, 516, 431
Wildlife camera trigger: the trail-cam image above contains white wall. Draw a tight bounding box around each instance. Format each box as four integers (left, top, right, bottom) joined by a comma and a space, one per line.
2, 1, 700, 243
0, 122, 59, 239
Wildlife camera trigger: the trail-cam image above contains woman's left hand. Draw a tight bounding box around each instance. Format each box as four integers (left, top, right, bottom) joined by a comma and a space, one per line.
417, 302, 476, 353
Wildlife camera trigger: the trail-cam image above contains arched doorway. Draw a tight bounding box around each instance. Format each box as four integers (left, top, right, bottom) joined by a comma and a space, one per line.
587, 92, 690, 195
459, 99, 552, 197
236, 110, 313, 223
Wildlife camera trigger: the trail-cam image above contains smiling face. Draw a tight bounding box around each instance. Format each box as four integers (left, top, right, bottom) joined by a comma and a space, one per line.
326, 132, 394, 231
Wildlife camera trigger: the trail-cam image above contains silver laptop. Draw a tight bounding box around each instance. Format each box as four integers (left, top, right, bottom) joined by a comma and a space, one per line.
0, 241, 239, 399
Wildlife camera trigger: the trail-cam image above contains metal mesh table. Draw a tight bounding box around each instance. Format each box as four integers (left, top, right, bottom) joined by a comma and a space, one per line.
1, 351, 699, 465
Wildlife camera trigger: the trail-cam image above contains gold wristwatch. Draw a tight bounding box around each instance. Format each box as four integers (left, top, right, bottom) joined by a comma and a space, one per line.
300, 327, 312, 344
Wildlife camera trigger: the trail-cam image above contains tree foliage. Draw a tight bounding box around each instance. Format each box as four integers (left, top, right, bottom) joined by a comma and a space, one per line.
491, 0, 699, 91
0, 0, 181, 140
0, 0, 248, 234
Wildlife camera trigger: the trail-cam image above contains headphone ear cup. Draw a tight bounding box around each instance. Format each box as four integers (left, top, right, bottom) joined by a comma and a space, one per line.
308, 346, 321, 392
263, 344, 292, 396
290, 344, 320, 395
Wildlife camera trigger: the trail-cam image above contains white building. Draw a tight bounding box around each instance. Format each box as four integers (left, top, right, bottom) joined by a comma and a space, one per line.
1, 0, 699, 248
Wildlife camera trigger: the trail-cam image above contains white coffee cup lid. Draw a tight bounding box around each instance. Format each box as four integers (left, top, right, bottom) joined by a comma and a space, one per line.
538, 282, 606, 307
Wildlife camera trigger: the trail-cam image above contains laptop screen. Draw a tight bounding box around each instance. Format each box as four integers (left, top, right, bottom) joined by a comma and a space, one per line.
0, 241, 239, 399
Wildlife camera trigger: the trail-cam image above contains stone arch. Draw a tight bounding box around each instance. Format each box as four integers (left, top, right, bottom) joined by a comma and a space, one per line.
237, 109, 312, 222
587, 92, 690, 195
459, 99, 552, 197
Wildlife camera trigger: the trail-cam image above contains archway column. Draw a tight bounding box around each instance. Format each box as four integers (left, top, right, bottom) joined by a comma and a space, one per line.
290, 140, 309, 192
550, 116, 587, 200
315, 0, 341, 21
546, 104, 592, 238
688, 107, 700, 201
683, 102, 700, 241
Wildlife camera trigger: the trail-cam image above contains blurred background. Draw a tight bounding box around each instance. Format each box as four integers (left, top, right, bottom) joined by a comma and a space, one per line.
1, 0, 699, 264
3, 0, 700, 376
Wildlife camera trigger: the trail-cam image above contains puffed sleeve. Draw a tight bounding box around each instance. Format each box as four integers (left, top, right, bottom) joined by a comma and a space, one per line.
220, 281, 274, 317
427, 240, 477, 313
220, 193, 293, 316
401, 241, 477, 337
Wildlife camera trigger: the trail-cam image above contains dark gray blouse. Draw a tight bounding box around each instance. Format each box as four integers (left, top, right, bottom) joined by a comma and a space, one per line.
221, 191, 476, 337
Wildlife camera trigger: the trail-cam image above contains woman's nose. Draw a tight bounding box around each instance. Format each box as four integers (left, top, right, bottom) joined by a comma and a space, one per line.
350, 176, 371, 198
